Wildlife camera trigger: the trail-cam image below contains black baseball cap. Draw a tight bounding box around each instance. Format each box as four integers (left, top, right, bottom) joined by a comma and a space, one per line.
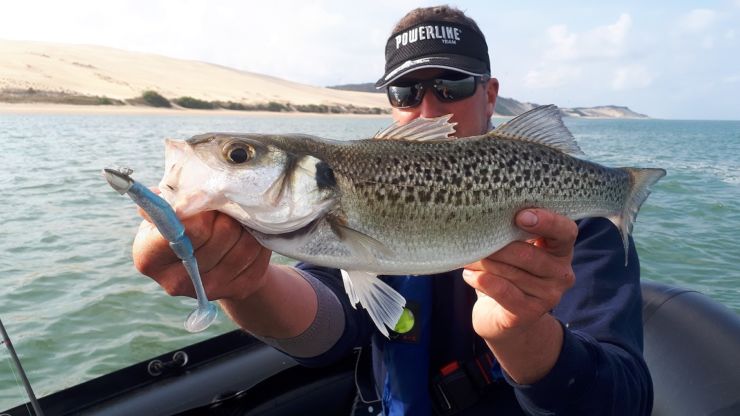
375, 20, 491, 88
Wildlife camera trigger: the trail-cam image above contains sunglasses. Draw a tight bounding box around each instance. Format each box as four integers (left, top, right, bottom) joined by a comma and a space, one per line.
386, 74, 488, 108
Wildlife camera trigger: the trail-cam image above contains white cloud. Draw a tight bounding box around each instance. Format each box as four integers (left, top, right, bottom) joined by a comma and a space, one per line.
524, 66, 582, 88
611, 64, 654, 90
678, 9, 717, 33
726, 29, 736, 40
544, 13, 632, 62
543, 25, 578, 61
525, 13, 635, 90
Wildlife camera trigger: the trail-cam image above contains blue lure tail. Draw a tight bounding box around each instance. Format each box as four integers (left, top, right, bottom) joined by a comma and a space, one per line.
102, 167, 217, 332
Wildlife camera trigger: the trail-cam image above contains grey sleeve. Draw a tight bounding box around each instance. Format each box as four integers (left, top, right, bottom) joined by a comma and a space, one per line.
253, 269, 346, 358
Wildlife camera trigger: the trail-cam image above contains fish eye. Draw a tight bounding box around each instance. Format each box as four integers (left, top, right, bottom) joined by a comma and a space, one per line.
224, 143, 255, 164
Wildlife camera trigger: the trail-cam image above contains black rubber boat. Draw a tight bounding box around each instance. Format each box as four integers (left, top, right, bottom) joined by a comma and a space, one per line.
3, 280, 740, 416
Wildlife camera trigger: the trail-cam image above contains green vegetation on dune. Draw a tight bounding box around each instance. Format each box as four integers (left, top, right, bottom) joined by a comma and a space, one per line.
0, 88, 389, 114
140, 90, 171, 107
193, 99, 388, 114
173, 96, 215, 109
0, 88, 125, 105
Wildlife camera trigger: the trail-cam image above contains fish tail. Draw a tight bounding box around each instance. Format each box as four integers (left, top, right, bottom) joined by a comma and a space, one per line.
608, 167, 666, 265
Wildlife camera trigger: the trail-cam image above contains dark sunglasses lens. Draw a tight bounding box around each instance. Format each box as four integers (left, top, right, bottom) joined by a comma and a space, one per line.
433, 76, 477, 101
387, 83, 423, 108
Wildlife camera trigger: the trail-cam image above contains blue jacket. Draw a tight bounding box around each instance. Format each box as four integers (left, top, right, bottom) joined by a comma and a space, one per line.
294, 217, 654, 415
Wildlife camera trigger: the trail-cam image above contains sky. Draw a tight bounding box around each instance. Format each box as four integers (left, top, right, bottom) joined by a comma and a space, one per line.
1, 0, 739, 120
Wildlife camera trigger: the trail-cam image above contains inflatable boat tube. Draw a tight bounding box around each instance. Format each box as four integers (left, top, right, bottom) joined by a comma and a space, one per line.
642, 280, 740, 416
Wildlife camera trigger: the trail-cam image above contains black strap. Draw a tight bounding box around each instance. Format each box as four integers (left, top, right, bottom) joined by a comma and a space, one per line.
354, 345, 381, 404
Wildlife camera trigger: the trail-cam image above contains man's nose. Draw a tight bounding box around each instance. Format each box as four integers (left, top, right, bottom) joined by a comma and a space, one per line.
417, 89, 447, 119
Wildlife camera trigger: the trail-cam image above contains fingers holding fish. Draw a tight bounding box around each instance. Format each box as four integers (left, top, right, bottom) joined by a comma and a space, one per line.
200, 230, 272, 301
133, 220, 179, 275
133, 222, 196, 298
482, 242, 576, 296
133, 208, 269, 300
486, 241, 554, 280
480, 256, 572, 307
464, 259, 562, 323
481, 209, 578, 306
191, 212, 245, 273
463, 218, 577, 340
175, 211, 219, 249
514, 209, 579, 260
133, 211, 216, 274
461, 269, 538, 337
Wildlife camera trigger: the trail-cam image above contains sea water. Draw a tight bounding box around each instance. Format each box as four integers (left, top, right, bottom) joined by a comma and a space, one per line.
1, 113, 738, 409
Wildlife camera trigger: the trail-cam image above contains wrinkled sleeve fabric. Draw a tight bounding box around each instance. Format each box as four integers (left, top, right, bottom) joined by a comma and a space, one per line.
253, 269, 347, 358
285, 263, 374, 367
507, 217, 654, 415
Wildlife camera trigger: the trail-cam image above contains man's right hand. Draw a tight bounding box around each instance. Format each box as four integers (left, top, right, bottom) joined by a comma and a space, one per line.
132, 210, 272, 302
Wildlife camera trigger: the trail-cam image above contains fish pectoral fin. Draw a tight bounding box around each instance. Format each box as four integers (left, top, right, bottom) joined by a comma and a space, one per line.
331, 221, 395, 263
340, 270, 406, 338
373, 114, 456, 141
491, 105, 584, 155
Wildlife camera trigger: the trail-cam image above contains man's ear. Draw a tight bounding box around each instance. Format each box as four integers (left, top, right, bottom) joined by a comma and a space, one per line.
486, 78, 499, 118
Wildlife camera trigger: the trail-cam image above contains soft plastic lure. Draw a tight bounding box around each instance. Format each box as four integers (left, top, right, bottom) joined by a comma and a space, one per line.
103, 167, 217, 332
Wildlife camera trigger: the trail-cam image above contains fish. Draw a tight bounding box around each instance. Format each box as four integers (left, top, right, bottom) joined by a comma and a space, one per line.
158, 105, 666, 336
102, 167, 218, 333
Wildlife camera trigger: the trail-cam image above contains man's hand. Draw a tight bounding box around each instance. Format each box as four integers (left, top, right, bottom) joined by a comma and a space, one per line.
462, 209, 577, 383
133, 210, 272, 302
133, 208, 319, 338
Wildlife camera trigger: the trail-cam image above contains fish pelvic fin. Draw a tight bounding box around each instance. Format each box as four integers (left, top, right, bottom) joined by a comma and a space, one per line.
608, 167, 666, 266
373, 114, 456, 141
491, 105, 584, 155
340, 270, 406, 338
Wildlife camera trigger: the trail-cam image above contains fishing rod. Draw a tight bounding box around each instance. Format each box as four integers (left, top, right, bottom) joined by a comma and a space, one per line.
0, 318, 44, 416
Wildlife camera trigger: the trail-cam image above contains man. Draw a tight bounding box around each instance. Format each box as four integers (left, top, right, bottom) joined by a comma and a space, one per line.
133, 5, 653, 415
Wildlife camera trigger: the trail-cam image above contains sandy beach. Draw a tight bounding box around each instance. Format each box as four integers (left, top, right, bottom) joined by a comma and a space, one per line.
0, 39, 388, 112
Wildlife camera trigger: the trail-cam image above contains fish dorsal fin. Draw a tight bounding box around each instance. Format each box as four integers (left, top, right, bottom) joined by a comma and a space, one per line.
373, 114, 456, 141
492, 105, 584, 155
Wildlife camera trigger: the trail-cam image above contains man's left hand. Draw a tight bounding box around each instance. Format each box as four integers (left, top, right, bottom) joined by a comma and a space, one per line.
462, 209, 577, 383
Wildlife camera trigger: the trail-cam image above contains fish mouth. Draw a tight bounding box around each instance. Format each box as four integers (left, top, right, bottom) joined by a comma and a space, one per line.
165, 190, 212, 219
102, 168, 134, 195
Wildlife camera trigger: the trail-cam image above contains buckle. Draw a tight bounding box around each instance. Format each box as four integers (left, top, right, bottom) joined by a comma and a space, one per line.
430, 354, 498, 415
463, 353, 495, 390
431, 361, 480, 415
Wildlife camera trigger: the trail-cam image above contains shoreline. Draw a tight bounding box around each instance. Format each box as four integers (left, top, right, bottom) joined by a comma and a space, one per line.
0, 102, 393, 118
0, 103, 655, 120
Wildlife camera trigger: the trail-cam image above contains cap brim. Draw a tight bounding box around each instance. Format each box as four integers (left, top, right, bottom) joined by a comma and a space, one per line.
375, 55, 489, 88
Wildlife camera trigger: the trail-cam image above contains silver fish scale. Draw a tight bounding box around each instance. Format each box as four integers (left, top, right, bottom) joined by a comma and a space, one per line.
298, 135, 632, 274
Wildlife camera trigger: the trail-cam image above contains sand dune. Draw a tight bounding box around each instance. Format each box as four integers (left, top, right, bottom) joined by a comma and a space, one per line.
0, 39, 387, 108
